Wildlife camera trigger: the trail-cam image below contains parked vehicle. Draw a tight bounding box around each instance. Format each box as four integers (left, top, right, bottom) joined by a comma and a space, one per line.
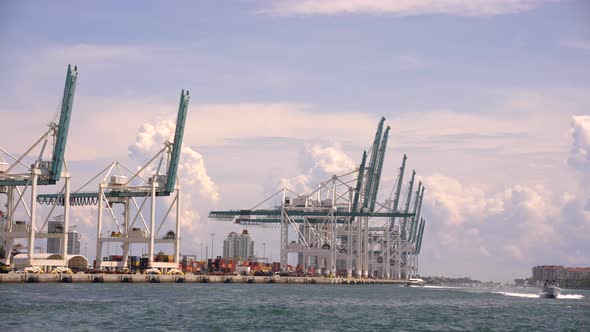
24, 266, 43, 274
51, 267, 73, 274
144, 268, 162, 275
166, 268, 184, 275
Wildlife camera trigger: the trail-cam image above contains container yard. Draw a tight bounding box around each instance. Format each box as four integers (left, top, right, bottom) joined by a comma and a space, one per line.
0, 65, 427, 283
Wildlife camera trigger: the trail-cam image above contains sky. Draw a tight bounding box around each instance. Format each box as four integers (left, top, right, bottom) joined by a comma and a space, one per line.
1, 0, 589, 281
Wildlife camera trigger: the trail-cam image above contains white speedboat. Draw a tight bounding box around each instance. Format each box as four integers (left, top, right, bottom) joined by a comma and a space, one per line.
540, 281, 561, 298
405, 278, 426, 287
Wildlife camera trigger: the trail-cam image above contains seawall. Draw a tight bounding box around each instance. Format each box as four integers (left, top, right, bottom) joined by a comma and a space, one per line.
0, 273, 405, 285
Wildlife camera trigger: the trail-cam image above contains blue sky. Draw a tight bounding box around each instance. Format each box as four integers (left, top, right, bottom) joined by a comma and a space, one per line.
1, 0, 590, 281
2, 0, 589, 106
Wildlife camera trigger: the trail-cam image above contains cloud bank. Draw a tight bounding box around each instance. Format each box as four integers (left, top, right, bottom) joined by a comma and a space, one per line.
420, 115, 590, 278
261, 0, 554, 16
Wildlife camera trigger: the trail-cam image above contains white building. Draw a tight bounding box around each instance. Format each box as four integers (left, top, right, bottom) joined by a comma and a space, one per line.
223, 230, 254, 261
67, 229, 81, 255
532, 265, 564, 281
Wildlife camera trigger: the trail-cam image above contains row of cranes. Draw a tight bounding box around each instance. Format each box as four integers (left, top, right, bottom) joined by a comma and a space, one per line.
209, 118, 427, 279
0, 65, 189, 271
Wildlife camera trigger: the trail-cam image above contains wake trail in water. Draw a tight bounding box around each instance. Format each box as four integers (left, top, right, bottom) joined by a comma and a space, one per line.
423, 285, 462, 289
557, 294, 584, 300
495, 292, 539, 298
495, 292, 585, 300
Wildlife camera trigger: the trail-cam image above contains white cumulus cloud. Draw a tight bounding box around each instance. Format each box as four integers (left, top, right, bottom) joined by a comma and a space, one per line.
422, 174, 504, 226
422, 174, 563, 264
280, 143, 356, 193
128, 117, 219, 237
568, 115, 590, 187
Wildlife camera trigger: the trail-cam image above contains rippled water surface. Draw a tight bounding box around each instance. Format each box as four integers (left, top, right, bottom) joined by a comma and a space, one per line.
1, 283, 588, 331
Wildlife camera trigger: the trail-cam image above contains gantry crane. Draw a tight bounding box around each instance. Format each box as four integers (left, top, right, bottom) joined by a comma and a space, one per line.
209, 117, 426, 279
0, 65, 77, 269
38, 90, 189, 271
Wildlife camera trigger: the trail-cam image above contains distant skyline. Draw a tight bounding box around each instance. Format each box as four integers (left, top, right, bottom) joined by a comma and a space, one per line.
1, 0, 589, 281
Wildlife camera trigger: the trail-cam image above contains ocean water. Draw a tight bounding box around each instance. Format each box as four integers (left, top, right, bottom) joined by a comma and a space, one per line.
1, 283, 588, 331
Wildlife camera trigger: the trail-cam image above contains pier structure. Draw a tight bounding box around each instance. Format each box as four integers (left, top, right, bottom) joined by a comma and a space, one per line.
210, 118, 428, 279
0, 273, 403, 285
0, 65, 78, 269
38, 90, 190, 271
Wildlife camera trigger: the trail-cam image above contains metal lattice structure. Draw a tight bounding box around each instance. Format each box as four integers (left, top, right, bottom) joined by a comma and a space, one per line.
0, 65, 78, 268
210, 118, 428, 279
37, 90, 189, 271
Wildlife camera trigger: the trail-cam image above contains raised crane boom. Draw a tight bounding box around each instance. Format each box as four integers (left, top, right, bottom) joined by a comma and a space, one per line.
350, 151, 367, 224
369, 126, 390, 212
49, 64, 78, 184
411, 186, 425, 244
400, 170, 416, 240
165, 90, 189, 193
362, 117, 385, 209
390, 154, 407, 230
409, 181, 422, 242
0, 65, 77, 187
37, 89, 189, 205
416, 218, 426, 254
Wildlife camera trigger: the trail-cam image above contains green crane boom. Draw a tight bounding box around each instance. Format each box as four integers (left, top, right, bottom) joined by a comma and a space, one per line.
48, 64, 78, 184
350, 151, 367, 225
416, 218, 426, 254
369, 126, 389, 212
362, 117, 385, 209
390, 154, 407, 230
409, 181, 422, 242
400, 170, 415, 240
411, 186, 425, 244
165, 90, 190, 193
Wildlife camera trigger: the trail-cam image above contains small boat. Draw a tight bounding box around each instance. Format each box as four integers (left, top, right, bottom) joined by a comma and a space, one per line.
405, 278, 426, 287
540, 281, 561, 298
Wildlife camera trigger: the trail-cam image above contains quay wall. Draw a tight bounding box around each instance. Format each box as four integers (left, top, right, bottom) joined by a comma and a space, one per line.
0, 273, 405, 285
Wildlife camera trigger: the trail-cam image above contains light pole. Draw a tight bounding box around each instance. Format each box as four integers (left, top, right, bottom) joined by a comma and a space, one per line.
262, 242, 266, 262
200, 243, 203, 261
210, 233, 215, 259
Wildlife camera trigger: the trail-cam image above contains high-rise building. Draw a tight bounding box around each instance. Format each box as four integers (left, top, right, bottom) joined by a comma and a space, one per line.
46, 216, 81, 255
223, 230, 254, 261
68, 229, 81, 255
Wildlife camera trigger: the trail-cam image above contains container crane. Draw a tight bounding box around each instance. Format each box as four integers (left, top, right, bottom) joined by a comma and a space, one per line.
0, 65, 77, 269
38, 90, 189, 271
209, 118, 424, 279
